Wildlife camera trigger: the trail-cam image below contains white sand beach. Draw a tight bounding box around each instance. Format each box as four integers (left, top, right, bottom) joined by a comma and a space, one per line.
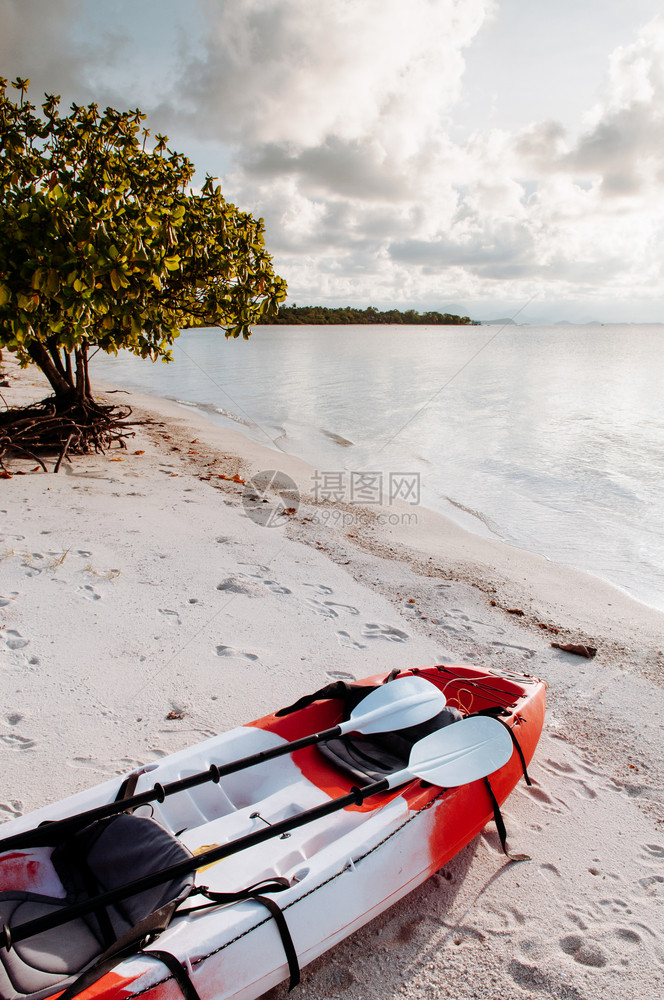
1, 357, 663, 1000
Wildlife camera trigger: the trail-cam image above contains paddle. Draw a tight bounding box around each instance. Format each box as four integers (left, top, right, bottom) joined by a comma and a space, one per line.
0, 676, 446, 854
0, 716, 513, 950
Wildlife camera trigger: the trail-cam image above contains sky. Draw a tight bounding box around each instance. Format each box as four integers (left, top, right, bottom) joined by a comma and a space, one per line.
2, 0, 664, 323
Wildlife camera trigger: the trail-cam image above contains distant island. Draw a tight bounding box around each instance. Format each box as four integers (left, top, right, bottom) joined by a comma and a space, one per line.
258, 305, 476, 325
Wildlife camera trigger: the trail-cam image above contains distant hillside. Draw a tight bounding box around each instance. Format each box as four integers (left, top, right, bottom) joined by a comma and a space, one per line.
258, 305, 476, 325
479, 317, 517, 325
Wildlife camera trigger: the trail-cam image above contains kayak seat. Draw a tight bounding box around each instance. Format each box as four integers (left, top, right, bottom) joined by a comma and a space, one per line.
318, 706, 463, 785
0, 813, 194, 1000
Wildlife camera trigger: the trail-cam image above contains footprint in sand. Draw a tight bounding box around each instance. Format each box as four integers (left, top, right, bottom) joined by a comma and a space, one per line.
639, 873, 664, 893
540, 758, 597, 799
262, 579, 292, 595
559, 938, 607, 969
361, 623, 409, 642
306, 599, 338, 619
3, 630, 29, 651
215, 644, 260, 661
597, 897, 633, 916
79, 584, 101, 601
0, 800, 23, 818
159, 608, 182, 625
237, 562, 271, 576
304, 584, 334, 595
327, 601, 359, 615
613, 927, 644, 954
521, 781, 569, 814
326, 670, 356, 681
336, 631, 367, 650
427, 608, 506, 640
0, 732, 35, 751
307, 599, 358, 618
491, 640, 536, 660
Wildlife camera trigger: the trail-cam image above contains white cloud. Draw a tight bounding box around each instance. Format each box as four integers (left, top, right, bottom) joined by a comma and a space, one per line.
2, 1, 664, 319
203, 5, 664, 318
171, 0, 489, 151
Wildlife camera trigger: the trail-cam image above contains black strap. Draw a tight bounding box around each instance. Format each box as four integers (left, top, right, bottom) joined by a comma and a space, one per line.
186, 877, 291, 911
114, 771, 141, 804
254, 895, 300, 991
143, 950, 203, 1000
484, 777, 530, 863
52, 877, 298, 1000
275, 680, 367, 719
471, 709, 532, 785
275, 678, 399, 720
190, 880, 300, 991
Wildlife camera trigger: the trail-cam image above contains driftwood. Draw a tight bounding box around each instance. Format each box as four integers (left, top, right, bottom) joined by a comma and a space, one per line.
0, 395, 137, 472
551, 642, 598, 659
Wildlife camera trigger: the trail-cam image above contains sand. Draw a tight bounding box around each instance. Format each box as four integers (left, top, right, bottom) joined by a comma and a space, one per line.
1, 356, 663, 1000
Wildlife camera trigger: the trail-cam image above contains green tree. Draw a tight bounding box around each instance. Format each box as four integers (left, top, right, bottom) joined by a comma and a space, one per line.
259, 304, 474, 325
0, 78, 286, 457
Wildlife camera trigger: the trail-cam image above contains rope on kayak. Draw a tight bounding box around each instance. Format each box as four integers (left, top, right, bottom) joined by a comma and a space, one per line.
421, 665, 538, 712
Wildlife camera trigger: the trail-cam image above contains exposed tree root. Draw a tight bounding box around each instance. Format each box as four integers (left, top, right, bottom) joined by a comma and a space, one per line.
0, 395, 138, 472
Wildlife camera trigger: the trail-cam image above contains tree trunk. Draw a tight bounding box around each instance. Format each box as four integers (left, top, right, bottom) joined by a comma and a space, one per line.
83, 348, 91, 399
74, 348, 92, 402
46, 336, 68, 379
27, 340, 76, 405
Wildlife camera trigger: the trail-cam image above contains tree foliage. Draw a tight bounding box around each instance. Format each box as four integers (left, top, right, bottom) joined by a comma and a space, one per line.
258, 304, 475, 325
0, 77, 286, 448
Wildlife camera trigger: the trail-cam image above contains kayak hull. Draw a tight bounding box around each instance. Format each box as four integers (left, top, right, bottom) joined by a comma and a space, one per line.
0, 664, 545, 1000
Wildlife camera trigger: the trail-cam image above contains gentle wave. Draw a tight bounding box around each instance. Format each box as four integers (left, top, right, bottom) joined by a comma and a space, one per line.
173, 398, 253, 428
445, 497, 502, 538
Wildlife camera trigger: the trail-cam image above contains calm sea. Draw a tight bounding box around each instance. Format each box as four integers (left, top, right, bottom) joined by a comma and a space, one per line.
93, 324, 664, 612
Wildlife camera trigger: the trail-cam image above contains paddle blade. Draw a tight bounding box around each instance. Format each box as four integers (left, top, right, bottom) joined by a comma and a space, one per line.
343, 676, 446, 736
398, 716, 514, 788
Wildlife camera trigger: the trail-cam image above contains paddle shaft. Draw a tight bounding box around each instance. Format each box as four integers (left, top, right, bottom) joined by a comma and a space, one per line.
0, 724, 347, 853
0, 679, 446, 855
0, 773, 397, 950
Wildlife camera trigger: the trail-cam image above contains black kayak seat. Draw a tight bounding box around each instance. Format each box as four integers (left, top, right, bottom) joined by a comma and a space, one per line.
318, 706, 463, 785
0, 813, 193, 1000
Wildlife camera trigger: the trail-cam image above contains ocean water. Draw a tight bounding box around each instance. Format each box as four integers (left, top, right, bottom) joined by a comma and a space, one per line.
92, 324, 664, 612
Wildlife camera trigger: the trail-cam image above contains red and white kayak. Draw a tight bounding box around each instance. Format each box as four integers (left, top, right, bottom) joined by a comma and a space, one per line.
0, 664, 545, 1000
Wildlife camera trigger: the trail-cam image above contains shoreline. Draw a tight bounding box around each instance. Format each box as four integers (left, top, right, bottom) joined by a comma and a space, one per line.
70, 365, 664, 646
89, 322, 664, 619
100, 375, 664, 685
1, 359, 663, 1000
